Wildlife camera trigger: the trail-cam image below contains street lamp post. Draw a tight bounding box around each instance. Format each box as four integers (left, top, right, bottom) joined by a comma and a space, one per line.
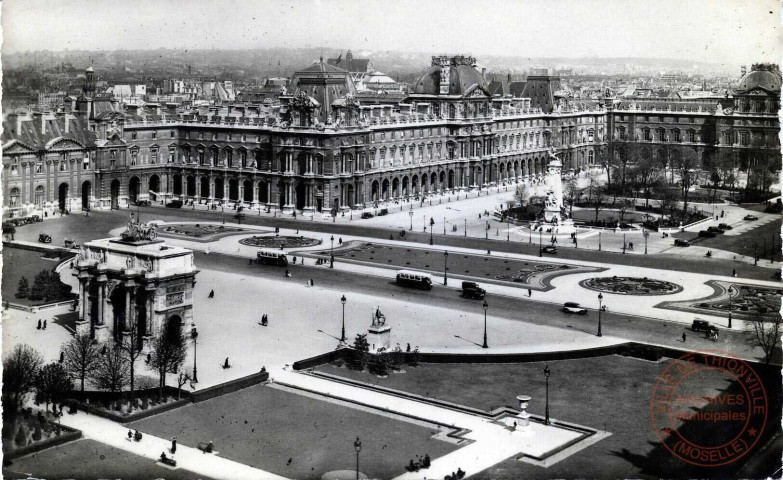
408, 210, 413, 231
330, 235, 334, 269
727, 286, 734, 329
643, 228, 649, 255
622, 233, 627, 254
354, 437, 362, 480
599, 231, 602, 251
444, 251, 449, 285
429, 218, 435, 245
191, 324, 199, 383
340, 295, 347, 342
482, 300, 489, 348
597, 293, 603, 337
539, 229, 543, 257
754, 241, 759, 266
544, 365, 551, 425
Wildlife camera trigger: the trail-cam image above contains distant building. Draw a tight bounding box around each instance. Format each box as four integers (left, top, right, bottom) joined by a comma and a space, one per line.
327, 50, 373, 83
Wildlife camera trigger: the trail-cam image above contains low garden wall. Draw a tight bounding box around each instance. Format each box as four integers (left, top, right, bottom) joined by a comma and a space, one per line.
66, 370, 269, 423
3, 425, 82, 461
292, 343, 778, 372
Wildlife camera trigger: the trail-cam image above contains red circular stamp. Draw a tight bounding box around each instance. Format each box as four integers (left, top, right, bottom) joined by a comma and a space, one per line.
650, 350, 768, 467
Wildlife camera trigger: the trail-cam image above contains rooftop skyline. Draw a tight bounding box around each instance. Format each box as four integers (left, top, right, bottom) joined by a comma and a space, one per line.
2, 0, 781, 67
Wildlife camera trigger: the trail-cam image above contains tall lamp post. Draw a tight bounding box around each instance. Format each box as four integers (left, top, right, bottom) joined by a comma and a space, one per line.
598, 231, 602, 251
643, 228, 649, 255
354, 437, 362, 480
429, 217, 435, 245
443, 251, 449, 285
543, 365, 551, 425
727, 286, 734, 329
597, 293, 603, 337
408, 210, 413, 231
330, 235, 334, 269
539, 229, 543, 257
340, 295, 347, 342
482, 300, 489, 348
190, 324, 199, 383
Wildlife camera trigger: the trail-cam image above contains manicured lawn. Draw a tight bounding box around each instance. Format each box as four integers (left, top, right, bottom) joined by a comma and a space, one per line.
324, 242, 599, 288
129, 383, 459, 479
320, 356, 782, 479
2, 247, 75, 307
674, 217, 782, 261
2, 438, 212, 480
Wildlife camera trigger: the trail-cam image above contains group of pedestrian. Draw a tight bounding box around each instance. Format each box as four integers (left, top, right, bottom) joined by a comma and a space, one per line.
126, 430, 143, 442
259, 314, 269, 326
36, 319, 47, 330
406, 454, 431, 472
445, 468, 466, 480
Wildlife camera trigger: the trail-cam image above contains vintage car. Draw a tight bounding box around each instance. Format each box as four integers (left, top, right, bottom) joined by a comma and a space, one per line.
562, 302, 588, 315
38, 233, 52, 244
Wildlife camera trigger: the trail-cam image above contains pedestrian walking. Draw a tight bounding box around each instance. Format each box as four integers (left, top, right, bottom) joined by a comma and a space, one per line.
43, 320, 47, 330
37, 319, 42, 330
339, 237, 343, 245
292, 256, 297, 264
406, 343, 411, 352
682, 332, 687, 343
128, 430, 133, 441
732, 269, 737, 277
171, 437, 177, 454
208, 289, 214, 298
309, 279, 314, 287
528, 289, 532, 297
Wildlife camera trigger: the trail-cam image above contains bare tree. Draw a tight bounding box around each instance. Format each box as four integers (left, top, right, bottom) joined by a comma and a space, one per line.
61, 332, 100, 391
2, 344, 44, 415
513, 184, 530, 206
592, 186, 607, 223
677, 149, 700, 215
90, 345, 130, 392
175, 366, 193, 399
747, 316, 782, 365
117, 324, 144, 398
562, 176, 579, 217
617, 198, 634, 225
149, 327, 188, 398
35, 363, 73, 412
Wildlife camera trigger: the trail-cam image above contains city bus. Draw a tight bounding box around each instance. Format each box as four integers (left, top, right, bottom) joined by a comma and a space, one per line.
395, 270, 433, 290
256, 249, 288, 267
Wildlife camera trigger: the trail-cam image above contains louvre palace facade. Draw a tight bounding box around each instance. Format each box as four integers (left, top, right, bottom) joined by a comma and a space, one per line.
2, 57, 780, 218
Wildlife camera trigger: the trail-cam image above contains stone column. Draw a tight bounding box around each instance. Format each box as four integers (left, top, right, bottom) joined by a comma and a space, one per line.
124, 285, 132, 333
77, 278, 86, 321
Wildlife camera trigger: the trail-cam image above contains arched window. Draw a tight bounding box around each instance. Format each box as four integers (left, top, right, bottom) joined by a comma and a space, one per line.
588, 150, 594, 164
239, 149, 247, 168
9, 187, 20, 206
34, 185, 45, 207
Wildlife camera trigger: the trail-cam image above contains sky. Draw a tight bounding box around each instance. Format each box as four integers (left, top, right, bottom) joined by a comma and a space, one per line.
2, 0, 781, 65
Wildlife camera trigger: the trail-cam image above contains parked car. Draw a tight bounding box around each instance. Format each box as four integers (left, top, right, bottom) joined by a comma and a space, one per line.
361, 212, 374, 219
707, 226, 725, 234
166, 200, 183, 209
691, 319, 712, 332
674, 239, 690, 247
698, 230, 717, 238
30, 215, 43, 222
541, 246, 558, 254
744, 215, 759, 221
718, 223, 733, 230
562, 302, 587, 315
38, 233, 52, 244
461, 281, 486, 300
134, 200, 151, 207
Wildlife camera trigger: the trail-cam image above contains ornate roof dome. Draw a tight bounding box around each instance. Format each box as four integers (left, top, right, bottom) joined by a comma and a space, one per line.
412, 55, 487, 96
736, 67, 781, 93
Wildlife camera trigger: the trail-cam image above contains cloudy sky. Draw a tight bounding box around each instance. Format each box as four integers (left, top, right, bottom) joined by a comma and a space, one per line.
3, 0, 781, 65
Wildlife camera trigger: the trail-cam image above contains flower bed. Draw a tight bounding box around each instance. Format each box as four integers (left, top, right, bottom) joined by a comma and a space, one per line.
2, 409, 81, 460
239, 235, 321, 249
579, 276, 683, 295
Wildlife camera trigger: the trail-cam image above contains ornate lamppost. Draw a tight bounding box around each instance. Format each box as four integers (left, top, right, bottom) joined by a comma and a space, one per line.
191, 324, 199, 383
544, 365, 551, 425
444, 251, 449, 286
340, 295, 347, 342
482, 300, 489, 348
408, 210, 413, 231
597, 293, 604, 337
330, 235, 334, 269
429, 217, 435, 245
727, 286, 735, 329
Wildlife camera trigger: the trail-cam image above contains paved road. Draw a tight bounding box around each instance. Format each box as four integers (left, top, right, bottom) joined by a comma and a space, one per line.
194, 250, 774, 363
24, 206, 778, 282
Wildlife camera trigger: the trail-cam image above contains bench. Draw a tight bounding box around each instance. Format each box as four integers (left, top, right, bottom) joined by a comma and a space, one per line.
197, 442, 216, 454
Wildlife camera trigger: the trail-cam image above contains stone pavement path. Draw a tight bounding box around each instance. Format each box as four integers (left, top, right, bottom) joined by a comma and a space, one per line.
55, 409, 288, 480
